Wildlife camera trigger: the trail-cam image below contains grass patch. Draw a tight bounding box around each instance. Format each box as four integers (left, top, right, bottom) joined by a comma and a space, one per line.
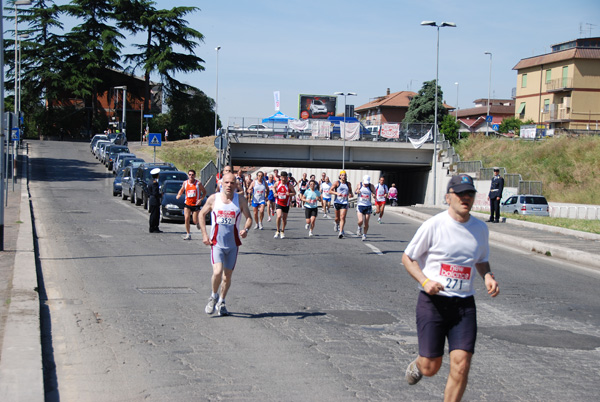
455, 135, 600, 204
137, 136, 217, 173
501, 213, 600, 234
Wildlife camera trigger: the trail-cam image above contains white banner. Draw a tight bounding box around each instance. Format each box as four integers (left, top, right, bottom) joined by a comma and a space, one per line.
274, 91, 280, 111
311, 121, 331, 138
341, 122, 360, 141
381, 123, 400, 139
289, 119, 308, 131
408, 127, 431, 149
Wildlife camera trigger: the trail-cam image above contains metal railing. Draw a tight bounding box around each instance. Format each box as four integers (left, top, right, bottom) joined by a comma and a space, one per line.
546, 77, 574, 91
519, 181, 543, 195
504, 173, 522, 188
456, 160, 483, 174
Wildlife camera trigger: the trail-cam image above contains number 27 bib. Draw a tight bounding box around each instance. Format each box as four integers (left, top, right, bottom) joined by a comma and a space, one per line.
438, 263, 472, 294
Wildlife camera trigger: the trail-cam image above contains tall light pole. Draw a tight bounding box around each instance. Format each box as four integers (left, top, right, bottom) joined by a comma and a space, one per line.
485, 51, 492, 136
454, 82, 459, 121
1, 1, 5, 248
421, 20, 456, 206
215, 46, 221, 173
18, 33, 29, 117
333, 92, 356, 171
14, 1, 31, 118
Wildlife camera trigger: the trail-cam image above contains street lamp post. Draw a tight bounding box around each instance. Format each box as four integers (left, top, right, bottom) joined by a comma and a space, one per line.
18, 33, 29, 119
333, 92, 356, 171
215, 46, 221, 173
485, 51, 492, 136
114, 86, 127, 141
454, 82, 459, 121
421, 20, 456, 206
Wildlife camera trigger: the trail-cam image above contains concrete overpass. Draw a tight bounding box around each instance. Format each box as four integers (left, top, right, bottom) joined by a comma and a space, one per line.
227, 137, 436, 205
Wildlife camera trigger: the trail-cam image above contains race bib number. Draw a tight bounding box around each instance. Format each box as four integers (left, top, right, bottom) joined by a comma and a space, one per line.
307, 199, 317, 206
216, 210, 235, 225
439, 263, 472, 293
186, 189, 197, 198
278, 193, 287, 199
338, 193, 348, 200
360, 194, 370, 200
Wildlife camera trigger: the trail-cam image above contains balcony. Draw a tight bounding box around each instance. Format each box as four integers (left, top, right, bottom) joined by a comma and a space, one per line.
541, 107, 571, 122
546, 77, 574, 92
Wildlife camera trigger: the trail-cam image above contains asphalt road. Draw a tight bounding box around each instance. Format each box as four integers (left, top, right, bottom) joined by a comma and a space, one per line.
30, 141, 600, 401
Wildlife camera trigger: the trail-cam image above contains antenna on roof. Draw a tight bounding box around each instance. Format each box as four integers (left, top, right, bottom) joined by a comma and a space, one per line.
580, 22, 597, 38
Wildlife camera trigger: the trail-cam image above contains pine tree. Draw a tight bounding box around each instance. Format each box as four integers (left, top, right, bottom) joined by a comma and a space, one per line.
403, 80, 448, 124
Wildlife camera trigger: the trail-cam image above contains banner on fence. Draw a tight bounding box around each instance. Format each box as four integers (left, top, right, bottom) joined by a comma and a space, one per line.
381, 123, 400, 139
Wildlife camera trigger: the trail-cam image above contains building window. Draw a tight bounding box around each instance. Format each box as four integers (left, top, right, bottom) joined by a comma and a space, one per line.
544, 99, 550, 112
521, 74, 527, 88
545, 69, 552, 84
562, 66, 568, 87
518, 102, 526, 117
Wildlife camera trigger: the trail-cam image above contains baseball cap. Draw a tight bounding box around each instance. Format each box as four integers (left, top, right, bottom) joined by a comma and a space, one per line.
447, 174, 476, 194
363, 175, 371, 184
150, 168, 160, 175
493, 167, 500, 171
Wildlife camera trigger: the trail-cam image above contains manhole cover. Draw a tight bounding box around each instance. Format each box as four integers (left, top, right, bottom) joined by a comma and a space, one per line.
480, 324, 600, 350
136, 287, 197, 295
327, 310, 397, 326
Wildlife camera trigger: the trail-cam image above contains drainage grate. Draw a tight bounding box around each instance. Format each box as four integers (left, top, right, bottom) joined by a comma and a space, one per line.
136, 287, 197, 295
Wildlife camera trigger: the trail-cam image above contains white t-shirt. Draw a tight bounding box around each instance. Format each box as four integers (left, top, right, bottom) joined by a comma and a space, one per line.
404, 210, 489, 298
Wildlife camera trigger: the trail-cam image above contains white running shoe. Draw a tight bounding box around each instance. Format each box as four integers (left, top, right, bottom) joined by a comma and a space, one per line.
254, 223, 259, 230
183, 233, 192, 240
280, 232, 286, 239
258, 223, 263, 230
378, 217, 382, 224
405, 359, 423, 385
274, 231, 279, 238
268, 216, 272, 222
357, 226, 362, 235
305, 223, 309, 230
309, 230, 313, 237
323, 213, 327, 218
205, 296, 218, 314
334, 223, 339, 232
362, 234, 367, 241
216, 301, 229, 317
338, 231, 344, 239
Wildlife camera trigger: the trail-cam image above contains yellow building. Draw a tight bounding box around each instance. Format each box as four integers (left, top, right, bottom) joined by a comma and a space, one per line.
513, 37, 600, 131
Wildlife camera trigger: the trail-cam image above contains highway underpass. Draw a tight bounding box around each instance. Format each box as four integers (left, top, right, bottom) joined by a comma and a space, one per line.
228, 137, 435, 206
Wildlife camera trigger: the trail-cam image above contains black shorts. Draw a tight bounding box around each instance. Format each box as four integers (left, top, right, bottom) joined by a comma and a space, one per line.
357, 205, 372, 215
276, 204, 290, 214
334, 203, 348, 210
304, 208, 318, 219
416, 292, 477, 358
184, 204, 200, 212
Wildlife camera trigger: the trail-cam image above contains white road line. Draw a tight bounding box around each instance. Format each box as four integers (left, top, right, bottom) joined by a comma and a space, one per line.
364, 243, 383, 255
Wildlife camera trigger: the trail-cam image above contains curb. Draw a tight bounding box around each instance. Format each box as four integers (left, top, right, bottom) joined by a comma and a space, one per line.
0, 146, 44, 401
393, 206, 600, 270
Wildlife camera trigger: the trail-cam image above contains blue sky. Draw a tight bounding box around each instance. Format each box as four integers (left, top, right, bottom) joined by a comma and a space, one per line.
57, 0, 600, 123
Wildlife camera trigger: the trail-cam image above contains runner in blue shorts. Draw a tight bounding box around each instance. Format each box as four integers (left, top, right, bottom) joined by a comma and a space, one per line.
401, 174, 500, 401
247, 171, 267, 230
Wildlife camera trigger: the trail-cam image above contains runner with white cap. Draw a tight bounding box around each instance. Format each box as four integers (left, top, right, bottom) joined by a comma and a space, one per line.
329, 170, 353, 239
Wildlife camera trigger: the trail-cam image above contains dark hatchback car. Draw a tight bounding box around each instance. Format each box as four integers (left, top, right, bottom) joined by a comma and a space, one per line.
105, 145, 130, 170
132, 163, 179, 208
160, 180, 209, 223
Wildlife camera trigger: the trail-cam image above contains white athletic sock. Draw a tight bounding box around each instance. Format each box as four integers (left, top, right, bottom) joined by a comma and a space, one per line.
212, 292, 219, 299
218, 297, 225, 304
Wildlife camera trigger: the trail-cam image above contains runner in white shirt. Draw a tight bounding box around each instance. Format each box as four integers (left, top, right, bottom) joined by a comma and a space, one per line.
329, 170, 353, 239
401, 174, 499, 400
374, 176, 389, 223
320, 177, 332, 217
199, 173, 252, 317
355, 175, 376, 241
246, 171, 267, 230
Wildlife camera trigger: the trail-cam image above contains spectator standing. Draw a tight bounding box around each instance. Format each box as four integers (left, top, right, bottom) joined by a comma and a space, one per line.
148, 168, 162, 233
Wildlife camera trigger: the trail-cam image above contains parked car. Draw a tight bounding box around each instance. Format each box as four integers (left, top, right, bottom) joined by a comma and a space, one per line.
112, 152, 136, 174
120, 165, 140, 201
94, 141, 111, 159
110, 132, 128, 145
113, 167, 125, 196
132, 163, 179, 208
500, 195, 550, 216
106, 146, 130, 170
247, 124, 273, 133
120, 157, 145, 170
160, 180, 210, 223
90, 134, 108, 152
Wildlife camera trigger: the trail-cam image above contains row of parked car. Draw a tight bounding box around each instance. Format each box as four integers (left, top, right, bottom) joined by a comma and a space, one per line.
90, 134, 207, 223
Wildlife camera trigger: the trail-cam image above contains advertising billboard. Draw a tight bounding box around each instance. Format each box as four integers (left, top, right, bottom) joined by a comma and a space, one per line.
298, 94, 337, 120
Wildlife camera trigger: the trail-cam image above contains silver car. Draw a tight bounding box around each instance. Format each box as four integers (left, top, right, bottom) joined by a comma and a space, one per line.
501, 195, 549, 216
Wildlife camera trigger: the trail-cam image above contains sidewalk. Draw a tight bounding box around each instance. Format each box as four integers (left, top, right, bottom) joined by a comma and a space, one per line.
0, 143, 44, 401
392, 205, 600, 270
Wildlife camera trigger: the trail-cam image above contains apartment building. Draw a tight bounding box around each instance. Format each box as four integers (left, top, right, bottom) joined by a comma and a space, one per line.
513, 37, 600, 130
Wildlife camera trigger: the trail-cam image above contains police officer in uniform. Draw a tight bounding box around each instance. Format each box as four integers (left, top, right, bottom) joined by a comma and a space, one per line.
149, 168, 162, 233
487, 167, 504, 223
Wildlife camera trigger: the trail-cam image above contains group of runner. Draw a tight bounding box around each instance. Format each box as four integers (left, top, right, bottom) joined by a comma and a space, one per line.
231, 168, 397, 241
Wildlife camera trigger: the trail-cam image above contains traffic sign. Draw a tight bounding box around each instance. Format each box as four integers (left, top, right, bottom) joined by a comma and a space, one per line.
214, 135, 228, 150
143, 114, 153, 118
148, 133, 161, 146
492, 124, 500, 131
11, 127, 19, 141
486, 115, 493, 123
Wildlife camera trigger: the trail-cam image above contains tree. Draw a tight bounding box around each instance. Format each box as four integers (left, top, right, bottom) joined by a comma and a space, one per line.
62, 0, 125, 134
403, 80, 448, 123
115, 1, 205, 113
164, 87, 217, 140
498, 116, 531, 136
439, 114, 461, 145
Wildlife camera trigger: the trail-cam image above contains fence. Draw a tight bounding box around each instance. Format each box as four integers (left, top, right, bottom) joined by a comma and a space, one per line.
518, 181, 543, 195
